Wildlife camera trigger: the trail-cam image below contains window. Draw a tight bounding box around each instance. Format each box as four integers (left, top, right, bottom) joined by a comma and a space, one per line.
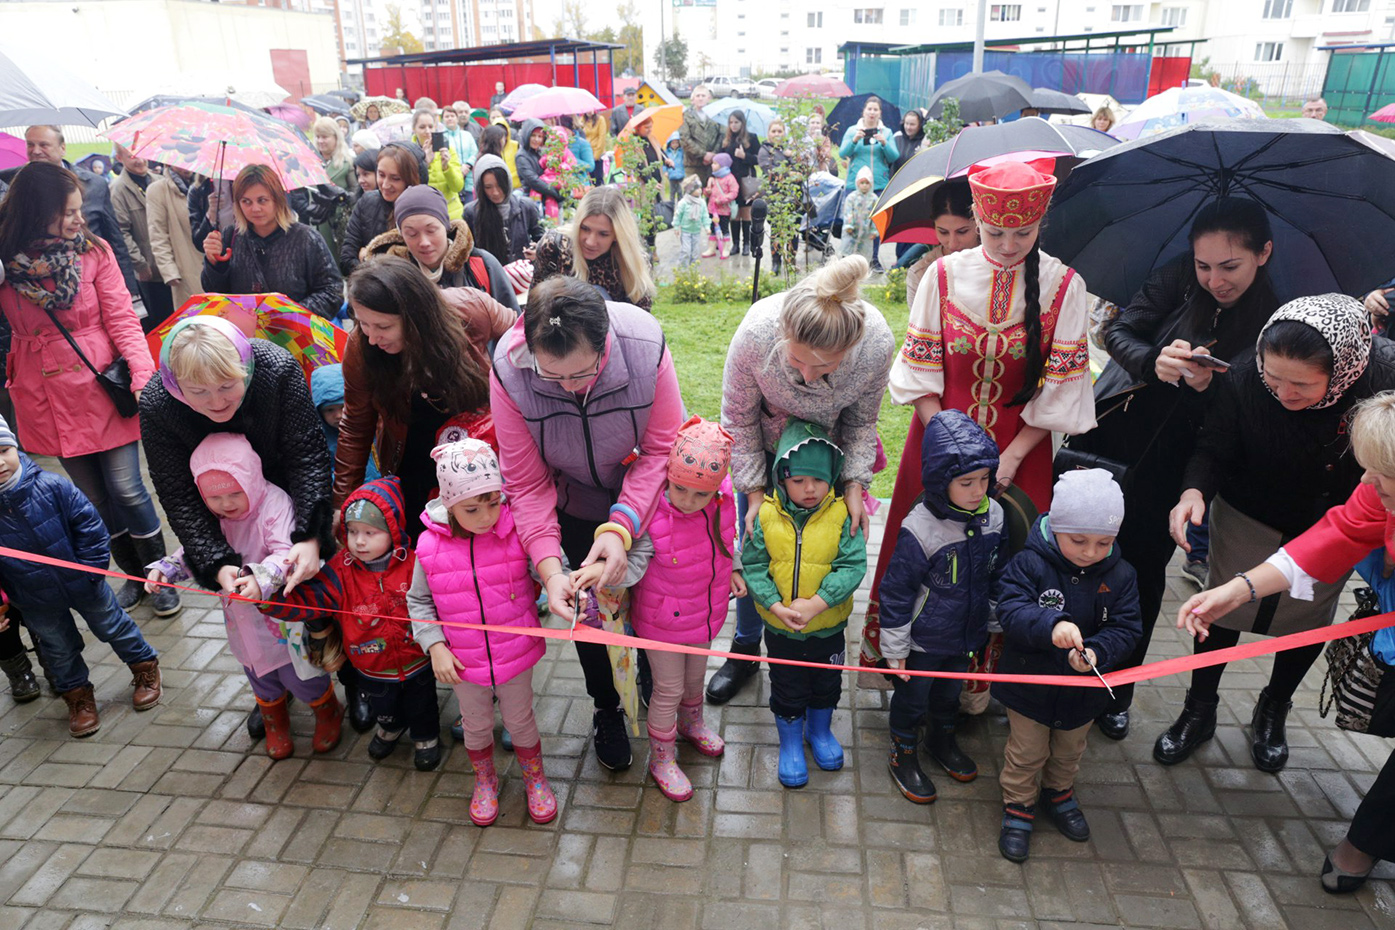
807, 11, 822, 26
1161, 6, 1186, 25
1110, 4, 1143, 21
1263, 0, 1292, 16
854, 8, 884, 24
989, 4, 1021, 21
1333, 0, 1370, 11
900, 8, 916, 25
939, 8, 963, 25
1255, 41, 1284, 60
807, 47, 822, 64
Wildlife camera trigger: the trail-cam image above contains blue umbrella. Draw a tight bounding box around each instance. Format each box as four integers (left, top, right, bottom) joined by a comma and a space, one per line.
702, 99, 777, 137
825, 93, 902, 144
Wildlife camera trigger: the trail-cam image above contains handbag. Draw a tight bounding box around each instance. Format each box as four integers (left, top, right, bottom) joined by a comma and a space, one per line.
1319, 586, 1395, 737
39, 306, 138, 418
739, 176, 763, 201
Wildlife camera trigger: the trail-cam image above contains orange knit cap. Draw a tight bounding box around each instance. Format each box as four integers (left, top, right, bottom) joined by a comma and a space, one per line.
968, 160, 1057, 229
667, 415, 734, 493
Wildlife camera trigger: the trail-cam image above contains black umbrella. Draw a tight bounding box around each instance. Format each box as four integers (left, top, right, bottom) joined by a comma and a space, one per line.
1041, 119, 1395, 307
1026, 87, 1090, 116
325, 88, 360, 103
302, 94, 351, 117
873, 118, 1119, 243
927, 70, 1033, 124
826, 93, 902, 144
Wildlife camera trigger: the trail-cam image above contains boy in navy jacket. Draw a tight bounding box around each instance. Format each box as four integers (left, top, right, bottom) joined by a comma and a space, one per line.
993, 468, 1142, 863
879, 411, 1008, 803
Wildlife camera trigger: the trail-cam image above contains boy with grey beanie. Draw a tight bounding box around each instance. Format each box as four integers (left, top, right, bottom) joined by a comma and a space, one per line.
991, 468, 1142, 864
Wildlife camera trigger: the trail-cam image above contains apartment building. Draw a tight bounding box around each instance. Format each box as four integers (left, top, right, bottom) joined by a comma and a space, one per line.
417, 0, 536, 51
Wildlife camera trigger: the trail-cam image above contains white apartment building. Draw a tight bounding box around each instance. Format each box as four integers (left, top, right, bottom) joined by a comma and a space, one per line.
417, 0, 536, 51
643, 1, 1395, 81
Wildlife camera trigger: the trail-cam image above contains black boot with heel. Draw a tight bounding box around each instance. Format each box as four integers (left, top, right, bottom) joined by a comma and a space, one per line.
1153, 690, 1219, 765
1250, 687, 1292, 773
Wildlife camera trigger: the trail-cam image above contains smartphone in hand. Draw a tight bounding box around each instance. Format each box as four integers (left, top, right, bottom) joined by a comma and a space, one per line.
1190, 353, 1231, 371
431, 131, 447, 152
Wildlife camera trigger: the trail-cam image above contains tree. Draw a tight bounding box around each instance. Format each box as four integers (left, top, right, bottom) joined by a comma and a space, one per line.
381, 4, 424, 54
657, 34, 688, 81
614, 3, 644, 76
563, 0, 589, 37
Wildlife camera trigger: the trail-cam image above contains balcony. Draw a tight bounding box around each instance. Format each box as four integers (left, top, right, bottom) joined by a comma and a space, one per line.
1290, 14, 1321, 39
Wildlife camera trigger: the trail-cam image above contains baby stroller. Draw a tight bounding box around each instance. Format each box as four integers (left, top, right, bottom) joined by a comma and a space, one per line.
802, 171, 845, 263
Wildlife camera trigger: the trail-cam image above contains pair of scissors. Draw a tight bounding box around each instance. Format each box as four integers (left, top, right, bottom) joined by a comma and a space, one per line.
1078, 648, 1115, 700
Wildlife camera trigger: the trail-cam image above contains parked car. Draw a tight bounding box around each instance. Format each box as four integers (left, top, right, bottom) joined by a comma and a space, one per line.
670, 78, 699, 98
754, 78, 783, 99
705, 76, 757, 98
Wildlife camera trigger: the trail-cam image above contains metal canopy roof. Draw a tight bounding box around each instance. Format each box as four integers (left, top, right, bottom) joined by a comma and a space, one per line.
839, 26, 1188, 57
347, 38, 624, 68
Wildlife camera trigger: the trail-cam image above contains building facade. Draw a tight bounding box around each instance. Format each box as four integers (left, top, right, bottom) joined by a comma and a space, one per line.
416, 0, 537, 51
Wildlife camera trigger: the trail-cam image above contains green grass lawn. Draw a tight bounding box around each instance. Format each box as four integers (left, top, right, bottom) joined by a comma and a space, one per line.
654, 291, 911, 499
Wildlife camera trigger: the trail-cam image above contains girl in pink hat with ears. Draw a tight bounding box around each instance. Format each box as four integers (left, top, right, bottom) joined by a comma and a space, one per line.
408, 438, 556, 827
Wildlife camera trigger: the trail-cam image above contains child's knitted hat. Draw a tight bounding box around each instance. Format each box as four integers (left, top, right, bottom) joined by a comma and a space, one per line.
432, 438, 503, 508
667, 415, 733, 493
343, 498, 390, 533
0, 416, 15, 449
1050, 468, 1125, 536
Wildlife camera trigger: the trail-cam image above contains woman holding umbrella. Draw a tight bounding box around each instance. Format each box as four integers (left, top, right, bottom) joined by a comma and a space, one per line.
890, 111, 926, 262
0, 162, 178, 617
201, 164, 344, 320
1085, 196, 1279, 740
838, 96, 896, 271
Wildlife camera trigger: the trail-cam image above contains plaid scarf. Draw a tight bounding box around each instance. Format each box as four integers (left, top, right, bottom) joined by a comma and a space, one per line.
4, 233, 91, 312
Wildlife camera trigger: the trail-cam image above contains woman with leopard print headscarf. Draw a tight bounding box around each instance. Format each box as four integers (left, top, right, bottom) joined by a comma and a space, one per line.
1155, 293, 1395, 773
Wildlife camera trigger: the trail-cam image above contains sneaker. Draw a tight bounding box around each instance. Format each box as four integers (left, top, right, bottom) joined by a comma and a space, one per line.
1181, 559, 1208, 590
592, 707, 633, 771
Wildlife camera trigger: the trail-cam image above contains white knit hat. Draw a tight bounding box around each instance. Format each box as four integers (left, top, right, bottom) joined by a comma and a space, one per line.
431, 439, 503, 509
1050, 469, 1125, 536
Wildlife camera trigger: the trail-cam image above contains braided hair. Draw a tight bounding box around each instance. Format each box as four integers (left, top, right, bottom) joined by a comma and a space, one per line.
1006, 239, 1044, 408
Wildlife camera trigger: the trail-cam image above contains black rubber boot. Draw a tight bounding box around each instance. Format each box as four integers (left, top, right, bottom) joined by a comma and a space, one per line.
888, 730, 936, 803
1153, 690, 1219, 765
730, 219, 743, 256
739, 221, 751, 255
341, 668, 373, 734
705, 639, 761, 705
132, 534, 182, 617
925, 717, 977, 782
1250, 687, 1292, 774
109, 532, 147, 611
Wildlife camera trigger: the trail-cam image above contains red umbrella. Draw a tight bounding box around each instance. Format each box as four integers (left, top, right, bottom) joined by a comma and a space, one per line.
1370, 103, 1395, 123
775, 74, 853, 98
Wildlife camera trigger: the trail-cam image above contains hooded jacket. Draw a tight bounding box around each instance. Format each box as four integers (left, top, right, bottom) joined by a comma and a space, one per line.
409, 500, 545, 687
490, 116, 522, 189
463, 162, 546, 266
665, 132, 686, 180
200, 222, 344, 320
838, 121, 895, 191
742, 421, 868, 639
0, 453, 111, 609
992, 517, 1143, 730
141, 329, 336, 592
514, 119, 562, 203
363, 218, 520, 312
631, 477, 738, 645
262, 476, 428, 681
879, 411, 1009, 660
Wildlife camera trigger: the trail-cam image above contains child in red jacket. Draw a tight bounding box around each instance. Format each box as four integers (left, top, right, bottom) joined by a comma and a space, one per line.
261, 476, 442, 771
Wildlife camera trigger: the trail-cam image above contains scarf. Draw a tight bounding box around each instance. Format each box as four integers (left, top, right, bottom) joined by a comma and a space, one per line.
1256, 293, 1371, 410
4, 233, 91, 312
167, 169, 191, 196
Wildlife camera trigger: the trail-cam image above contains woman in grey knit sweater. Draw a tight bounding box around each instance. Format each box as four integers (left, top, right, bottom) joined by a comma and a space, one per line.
707, 254, 896, 703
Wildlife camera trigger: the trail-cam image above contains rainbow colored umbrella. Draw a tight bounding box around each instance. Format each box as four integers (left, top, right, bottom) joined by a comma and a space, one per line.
147, 292, 348, 387
104, 101, 329, 191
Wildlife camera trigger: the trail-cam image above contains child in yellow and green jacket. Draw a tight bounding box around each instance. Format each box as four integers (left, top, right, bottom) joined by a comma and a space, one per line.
741, 419, 867, 789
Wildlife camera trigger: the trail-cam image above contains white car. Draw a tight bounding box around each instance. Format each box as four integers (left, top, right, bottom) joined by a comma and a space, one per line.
706, 76, 757, 98
754, 78, 783, 99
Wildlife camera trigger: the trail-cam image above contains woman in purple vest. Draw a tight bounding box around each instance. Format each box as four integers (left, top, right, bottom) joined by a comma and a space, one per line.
491, 275, 684, 771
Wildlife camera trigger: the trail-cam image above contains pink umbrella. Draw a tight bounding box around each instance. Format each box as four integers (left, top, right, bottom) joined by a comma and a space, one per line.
508, 86, 607, 121
775, 74, 853, 98
1370, 103, 1395, 123
0, 131, 24, 170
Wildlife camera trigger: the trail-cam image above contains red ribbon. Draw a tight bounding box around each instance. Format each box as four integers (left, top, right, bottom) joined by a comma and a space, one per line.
6, 544, 1392, 689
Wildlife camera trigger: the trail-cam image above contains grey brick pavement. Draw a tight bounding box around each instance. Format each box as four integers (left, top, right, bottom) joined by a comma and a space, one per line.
2, 481, 1393, 929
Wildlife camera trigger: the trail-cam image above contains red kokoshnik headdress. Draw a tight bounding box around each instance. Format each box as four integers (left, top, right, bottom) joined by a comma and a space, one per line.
967, 160, 1057, 228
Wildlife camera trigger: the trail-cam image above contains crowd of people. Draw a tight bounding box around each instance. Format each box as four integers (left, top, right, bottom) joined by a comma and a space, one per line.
0, 80, 1390, 887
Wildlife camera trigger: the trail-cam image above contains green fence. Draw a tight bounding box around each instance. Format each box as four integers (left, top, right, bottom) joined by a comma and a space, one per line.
1322, 49, 1395, 127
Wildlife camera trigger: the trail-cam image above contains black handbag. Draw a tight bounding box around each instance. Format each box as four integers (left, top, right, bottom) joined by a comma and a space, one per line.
1319, 587, 1395, 738
40, 306, 138, 418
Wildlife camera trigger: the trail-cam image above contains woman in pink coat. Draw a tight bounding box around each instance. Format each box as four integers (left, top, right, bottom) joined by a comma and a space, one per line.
0, 163, 176, 615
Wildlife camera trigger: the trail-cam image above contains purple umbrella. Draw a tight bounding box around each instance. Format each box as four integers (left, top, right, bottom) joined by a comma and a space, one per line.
0, 131, 24, 170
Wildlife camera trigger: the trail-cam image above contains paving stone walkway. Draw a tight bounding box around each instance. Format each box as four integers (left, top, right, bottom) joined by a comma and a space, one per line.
1, 463, 1393, 929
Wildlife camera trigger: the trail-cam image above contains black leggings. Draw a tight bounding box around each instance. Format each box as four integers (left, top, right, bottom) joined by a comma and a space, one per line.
1187, 626, 1324, 704
559, 510, 622, 710
0, 607, 25, 661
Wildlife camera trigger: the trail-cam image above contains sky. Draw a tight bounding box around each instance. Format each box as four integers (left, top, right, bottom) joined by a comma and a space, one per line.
532, 0, 629, 37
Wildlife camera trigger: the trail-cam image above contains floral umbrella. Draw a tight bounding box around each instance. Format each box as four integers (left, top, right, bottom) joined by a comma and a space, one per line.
369, 111, 416, 144
351, 95, 410, 121
146, 292, 348, 388
104, 101, 329, 191
498, 83, 549, 114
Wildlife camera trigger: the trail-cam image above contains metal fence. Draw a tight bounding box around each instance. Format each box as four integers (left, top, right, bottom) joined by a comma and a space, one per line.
1200, 60, 1328, 110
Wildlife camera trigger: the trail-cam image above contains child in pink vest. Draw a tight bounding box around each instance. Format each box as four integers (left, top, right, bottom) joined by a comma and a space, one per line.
146, 433, 341, 760
630, 416, 744, 801
408, 438, 556, 827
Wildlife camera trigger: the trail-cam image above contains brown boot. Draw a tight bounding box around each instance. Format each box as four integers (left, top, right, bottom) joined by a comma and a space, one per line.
308, 685, 344, 753
129, 658, 161, 710
62, 685, 100, 738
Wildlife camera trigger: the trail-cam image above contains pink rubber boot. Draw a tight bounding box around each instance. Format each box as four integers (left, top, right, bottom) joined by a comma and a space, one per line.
514, 743, 558, 824
677, 698, 725, 757
648, 725, 694, 802
467, 745, 499, 827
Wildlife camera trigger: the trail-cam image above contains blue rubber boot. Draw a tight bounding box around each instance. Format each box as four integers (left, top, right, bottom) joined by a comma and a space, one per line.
804, 707, 844, 771
774, 714, 809, 788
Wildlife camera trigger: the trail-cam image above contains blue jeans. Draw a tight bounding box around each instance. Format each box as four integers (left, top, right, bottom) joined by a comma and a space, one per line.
889, 651, 970, 736
733, 492, 763, 647
23, 583, 157, 692
59, 441, 160, 539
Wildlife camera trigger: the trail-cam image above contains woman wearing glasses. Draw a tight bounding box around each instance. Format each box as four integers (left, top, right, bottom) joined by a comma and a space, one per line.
334, 256, 513, 529
490, 275, 684, 772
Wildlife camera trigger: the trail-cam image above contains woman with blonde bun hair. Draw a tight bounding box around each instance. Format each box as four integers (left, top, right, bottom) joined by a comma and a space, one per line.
706, 253, 896, 703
